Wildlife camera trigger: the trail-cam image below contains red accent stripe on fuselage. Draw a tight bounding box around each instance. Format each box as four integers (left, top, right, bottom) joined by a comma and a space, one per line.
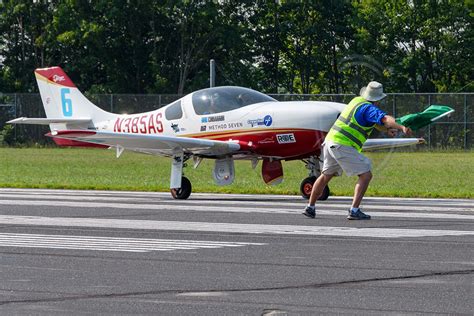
46, 131, 108, 148
51, 137, 109, 148
188, 128, 326, 159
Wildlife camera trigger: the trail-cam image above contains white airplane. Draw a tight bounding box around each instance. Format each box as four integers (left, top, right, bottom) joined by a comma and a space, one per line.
8, 67, 423, 200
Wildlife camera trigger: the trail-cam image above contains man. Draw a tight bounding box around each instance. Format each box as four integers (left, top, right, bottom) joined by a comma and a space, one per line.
302, 81, 412, 220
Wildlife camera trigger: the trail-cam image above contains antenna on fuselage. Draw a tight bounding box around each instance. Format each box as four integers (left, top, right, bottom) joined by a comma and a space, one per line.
210, 59, 215, 88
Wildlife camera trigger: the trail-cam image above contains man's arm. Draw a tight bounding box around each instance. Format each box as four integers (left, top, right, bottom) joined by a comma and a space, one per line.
379, 115, 412, 136
357, 103, 412, 136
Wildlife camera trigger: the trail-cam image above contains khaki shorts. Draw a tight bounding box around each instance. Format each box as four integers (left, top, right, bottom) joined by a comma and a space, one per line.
321, 142, 372, 176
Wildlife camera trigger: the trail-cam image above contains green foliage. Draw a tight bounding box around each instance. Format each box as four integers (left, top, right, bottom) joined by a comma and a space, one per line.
354, 0, 472, 93
0, 1, 472, 94
0, 124, 15, 146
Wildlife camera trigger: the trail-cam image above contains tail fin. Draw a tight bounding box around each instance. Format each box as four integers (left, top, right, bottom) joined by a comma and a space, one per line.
34, 67, 112, 123
8, 67, 116, 148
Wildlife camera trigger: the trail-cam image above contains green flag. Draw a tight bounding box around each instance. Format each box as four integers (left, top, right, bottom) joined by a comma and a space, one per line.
395, 105, 455, 130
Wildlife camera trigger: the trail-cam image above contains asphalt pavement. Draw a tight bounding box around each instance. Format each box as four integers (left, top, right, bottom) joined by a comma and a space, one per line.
0, 188, 472, 315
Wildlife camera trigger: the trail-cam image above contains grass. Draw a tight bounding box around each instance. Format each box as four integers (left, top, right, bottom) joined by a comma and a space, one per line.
0, 147, 472, 198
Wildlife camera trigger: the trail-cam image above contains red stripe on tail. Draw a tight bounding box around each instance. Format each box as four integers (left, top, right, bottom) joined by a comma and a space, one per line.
35, 67, 76, 87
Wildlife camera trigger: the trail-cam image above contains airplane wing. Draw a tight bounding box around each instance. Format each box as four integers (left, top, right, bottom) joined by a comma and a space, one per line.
49, 130, 241, 157
363, 138, 425, 151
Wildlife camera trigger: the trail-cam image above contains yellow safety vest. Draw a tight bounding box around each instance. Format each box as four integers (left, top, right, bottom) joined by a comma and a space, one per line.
326, 96, 375, 152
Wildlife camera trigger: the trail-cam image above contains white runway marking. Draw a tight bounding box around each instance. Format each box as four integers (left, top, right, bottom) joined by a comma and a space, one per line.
0, 215, 472, 238
0, 233, 265, 253
0, 189, 472, 241
0, 192, 472, 210
0, 188, 470, 202
0, 199, 472, 220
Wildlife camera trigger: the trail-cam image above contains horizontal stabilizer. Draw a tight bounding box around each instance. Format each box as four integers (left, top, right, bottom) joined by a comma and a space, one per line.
7, 117, 92, 125
363, 138, 425, 151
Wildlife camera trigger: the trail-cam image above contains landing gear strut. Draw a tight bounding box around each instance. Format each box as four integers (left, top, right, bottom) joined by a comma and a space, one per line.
169, 152, 193, 200
300, 156, 330, 200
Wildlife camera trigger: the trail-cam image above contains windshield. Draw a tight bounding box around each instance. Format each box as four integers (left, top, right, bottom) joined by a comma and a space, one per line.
192, 86, 276, 115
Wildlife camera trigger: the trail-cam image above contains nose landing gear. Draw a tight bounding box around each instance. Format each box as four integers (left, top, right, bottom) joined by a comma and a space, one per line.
300, 156, 330, 200
300, 176, 330, 200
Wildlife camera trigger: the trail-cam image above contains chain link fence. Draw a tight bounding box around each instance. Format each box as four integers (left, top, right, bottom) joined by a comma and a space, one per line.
0, 92, 472, 149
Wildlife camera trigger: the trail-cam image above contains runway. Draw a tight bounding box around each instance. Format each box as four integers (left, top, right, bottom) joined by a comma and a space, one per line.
0, 188, 472, 315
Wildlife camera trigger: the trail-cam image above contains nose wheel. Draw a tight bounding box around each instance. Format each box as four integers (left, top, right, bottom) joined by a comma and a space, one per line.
170, 176, 192, 200
300, 176, 330, 201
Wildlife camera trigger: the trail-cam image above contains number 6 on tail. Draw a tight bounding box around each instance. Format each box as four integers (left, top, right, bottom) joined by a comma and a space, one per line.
61, 88, 72, 117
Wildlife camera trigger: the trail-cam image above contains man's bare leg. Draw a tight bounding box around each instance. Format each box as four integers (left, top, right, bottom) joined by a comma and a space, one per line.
303, 173, 334, 218
351, 171, 372, 209
309, 173, 334, 206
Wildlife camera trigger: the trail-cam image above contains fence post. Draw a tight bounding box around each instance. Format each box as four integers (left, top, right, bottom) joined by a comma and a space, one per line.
110, 94, 114, 113
14, 93, 17, 143
392, 94, 396, 117
464, 94, 467, 150
428, 95, 431, 149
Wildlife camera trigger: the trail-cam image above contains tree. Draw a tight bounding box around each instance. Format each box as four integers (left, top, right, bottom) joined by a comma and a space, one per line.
353, 0, 473, 92
0, 0, 54, 92
0, 1, 471, 94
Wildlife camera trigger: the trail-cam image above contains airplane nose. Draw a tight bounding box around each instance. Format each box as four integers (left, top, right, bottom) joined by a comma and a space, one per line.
274, 101, 344, 132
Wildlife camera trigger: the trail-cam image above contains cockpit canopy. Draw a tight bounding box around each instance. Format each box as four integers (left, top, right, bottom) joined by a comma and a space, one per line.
192, 86, 276, 115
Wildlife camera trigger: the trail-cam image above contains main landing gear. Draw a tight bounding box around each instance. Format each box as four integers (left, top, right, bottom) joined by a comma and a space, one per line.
170, 176, 192, 200
169, 153, 235, 200
300, 156, 330, 201
170, 152, 192, 200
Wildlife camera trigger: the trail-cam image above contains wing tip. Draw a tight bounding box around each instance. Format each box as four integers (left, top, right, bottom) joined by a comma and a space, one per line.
6, 117, 25, 124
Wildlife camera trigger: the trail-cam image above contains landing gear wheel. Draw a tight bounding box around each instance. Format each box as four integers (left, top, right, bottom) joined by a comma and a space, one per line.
170, 176, 192, 200
300, 176, 316, 199
319, 185, 330, 201
300, 176, 330, 201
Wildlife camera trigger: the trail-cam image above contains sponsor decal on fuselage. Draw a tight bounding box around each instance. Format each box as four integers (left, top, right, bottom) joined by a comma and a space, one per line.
207, 122, 243, 131
276, 133, 296, 144
248, 115, 273, 127
258, 137, 275, 144
171, 123, 179, 133
201, 115, 225, 123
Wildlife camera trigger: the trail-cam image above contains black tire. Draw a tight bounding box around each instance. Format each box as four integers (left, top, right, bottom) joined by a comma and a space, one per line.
318, 185, 330, 201
170, 176, 192, 200
300, 176, 330, 201
300, 176, 316, 199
